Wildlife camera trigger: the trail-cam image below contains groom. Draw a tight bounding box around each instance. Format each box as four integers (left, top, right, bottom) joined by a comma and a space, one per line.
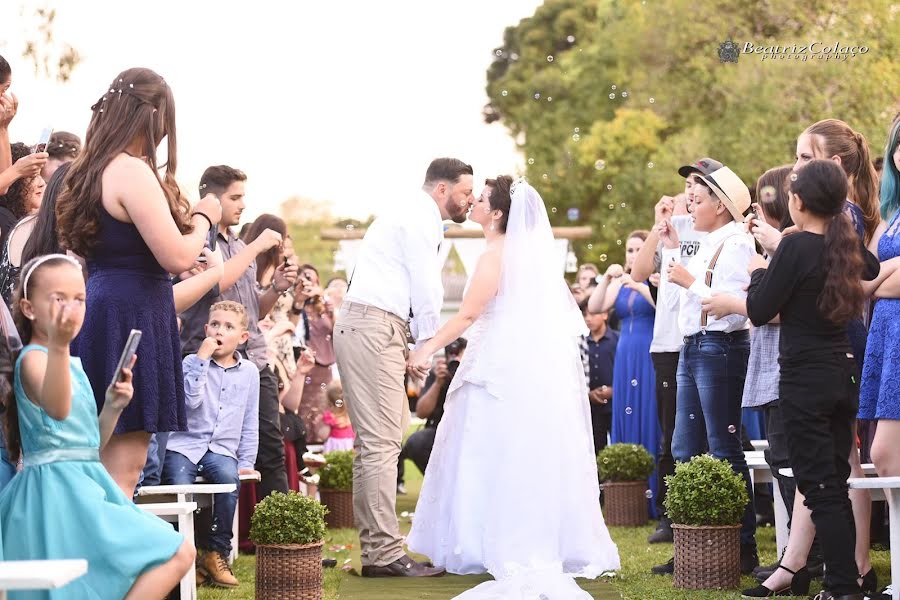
334, 158, 474, 577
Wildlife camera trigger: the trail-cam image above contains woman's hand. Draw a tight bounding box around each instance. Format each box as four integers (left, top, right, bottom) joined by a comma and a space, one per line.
406, 348, 431, 380
748, 218, 783, 255
194, 193, 222, 226
297, 348, 317, 374
105, 357, 136, 411
621, 273, 644, 291
604, 263, 624, 279
666, 261, 694, 289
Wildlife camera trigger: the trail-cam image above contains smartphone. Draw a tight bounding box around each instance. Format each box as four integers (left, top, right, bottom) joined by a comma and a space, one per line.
110, 329, 142, 387
32, 127, 53, 153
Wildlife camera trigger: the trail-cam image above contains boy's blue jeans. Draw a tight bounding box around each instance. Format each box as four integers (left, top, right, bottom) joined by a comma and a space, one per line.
163, 450, 239, 556
671, 330, 756, 551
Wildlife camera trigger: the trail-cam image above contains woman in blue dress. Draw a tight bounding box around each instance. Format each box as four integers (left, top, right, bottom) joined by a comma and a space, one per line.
0, 255, 194, 599
587, 230, 658, 513
865, 113, 900, 494
55, 68, 222, 497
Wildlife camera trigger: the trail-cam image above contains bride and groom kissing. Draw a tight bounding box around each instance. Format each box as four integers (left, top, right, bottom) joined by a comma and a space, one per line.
332, 158, 620, 599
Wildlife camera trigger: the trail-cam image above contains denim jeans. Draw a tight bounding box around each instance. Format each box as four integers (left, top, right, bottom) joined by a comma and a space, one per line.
163, 450, 239, 555
137, 432, 169, 491
672, 330, 756, 550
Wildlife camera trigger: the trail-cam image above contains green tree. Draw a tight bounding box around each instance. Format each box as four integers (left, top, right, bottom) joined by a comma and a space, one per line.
17, 3, 81, 82
486, 0, 900, 268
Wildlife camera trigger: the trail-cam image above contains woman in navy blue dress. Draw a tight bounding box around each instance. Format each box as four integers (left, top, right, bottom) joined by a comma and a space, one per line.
587, 230, 658, 513
56, 68, 222, 497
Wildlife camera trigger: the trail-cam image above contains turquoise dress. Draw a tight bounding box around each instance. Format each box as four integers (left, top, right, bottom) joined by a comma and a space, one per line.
0, 345, 183, 599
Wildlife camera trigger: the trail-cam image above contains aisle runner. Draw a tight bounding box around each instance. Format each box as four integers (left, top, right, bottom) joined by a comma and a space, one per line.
339, 573, 620, 599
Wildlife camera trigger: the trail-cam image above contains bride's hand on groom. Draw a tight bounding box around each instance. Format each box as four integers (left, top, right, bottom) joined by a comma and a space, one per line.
406, 349, 431, 381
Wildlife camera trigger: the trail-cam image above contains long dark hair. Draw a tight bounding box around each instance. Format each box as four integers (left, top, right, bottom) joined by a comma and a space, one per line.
804, 119, 880, 244
242, 214, 287, 284
755, 165, 795, 231
790, 160, 864, 324
56, 67, 192, 258
2, 143, 41, 220
21, 162, 69, 265
4, 255, 78, 463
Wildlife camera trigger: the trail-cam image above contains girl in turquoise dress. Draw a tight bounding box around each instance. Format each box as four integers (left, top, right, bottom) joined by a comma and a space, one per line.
0, 254, 194, 599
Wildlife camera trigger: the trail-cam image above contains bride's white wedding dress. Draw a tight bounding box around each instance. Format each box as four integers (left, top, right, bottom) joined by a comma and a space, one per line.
406, 180, 620, 599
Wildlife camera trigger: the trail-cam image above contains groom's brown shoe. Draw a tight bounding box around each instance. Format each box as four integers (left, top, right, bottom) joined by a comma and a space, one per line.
361, 555, 445, 578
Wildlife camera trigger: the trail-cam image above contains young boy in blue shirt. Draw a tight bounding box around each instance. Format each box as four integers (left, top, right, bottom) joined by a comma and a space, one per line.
164, 300, 260, 587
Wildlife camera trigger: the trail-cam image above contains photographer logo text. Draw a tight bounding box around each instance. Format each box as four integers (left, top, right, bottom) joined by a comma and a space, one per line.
721, 40, 869, 62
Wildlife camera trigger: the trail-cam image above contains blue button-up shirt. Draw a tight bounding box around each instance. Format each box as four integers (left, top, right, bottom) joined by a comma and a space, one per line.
166, 353, 260, 470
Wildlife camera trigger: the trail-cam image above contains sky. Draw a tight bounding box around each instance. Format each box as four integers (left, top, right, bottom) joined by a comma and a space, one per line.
2, 0, 544, 223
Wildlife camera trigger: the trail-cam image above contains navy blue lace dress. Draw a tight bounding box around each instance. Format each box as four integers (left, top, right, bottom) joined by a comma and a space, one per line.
72, 207, 186, 433
860, 210, 900, 419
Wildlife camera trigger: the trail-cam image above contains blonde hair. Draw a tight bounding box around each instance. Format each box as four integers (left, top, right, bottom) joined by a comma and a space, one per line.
326, 380, 343, 407
209, 300, 248, 329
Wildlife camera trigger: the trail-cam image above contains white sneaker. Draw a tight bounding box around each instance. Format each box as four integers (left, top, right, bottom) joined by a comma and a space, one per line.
301, 472, 321, 486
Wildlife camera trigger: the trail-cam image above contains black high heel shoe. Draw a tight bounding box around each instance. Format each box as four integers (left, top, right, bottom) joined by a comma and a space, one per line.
859, 568, 877, 596
741, 564, 811, 598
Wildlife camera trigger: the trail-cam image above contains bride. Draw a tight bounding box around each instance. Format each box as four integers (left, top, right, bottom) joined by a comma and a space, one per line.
406, 177, 620, 599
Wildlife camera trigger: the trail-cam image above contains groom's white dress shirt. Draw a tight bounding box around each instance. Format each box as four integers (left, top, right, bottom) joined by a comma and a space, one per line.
344, 190, 444, 346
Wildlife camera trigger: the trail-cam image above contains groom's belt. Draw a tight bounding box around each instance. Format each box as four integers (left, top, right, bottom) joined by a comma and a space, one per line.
341, 301, 408, 326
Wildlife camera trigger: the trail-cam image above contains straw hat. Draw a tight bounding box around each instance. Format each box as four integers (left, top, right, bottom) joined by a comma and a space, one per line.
695, 166, 751, 222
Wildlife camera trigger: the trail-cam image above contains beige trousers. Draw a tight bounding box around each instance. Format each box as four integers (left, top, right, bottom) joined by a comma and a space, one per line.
333, 302, 411, 567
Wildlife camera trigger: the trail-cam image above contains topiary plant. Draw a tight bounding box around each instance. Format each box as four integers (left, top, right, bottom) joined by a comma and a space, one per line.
596, 443, 655, 481
250, 491, 327, 546
664, 454, 749, 526
319, 450, 353, 491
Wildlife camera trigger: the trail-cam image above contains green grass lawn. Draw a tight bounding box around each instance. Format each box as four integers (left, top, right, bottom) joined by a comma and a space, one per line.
200, 460, 894, 600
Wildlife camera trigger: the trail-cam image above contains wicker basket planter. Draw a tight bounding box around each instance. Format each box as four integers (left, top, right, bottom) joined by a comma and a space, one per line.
256, 541, 323, 600
600, 480, 648, 526
320, 489, 354, 529
672, 524, 741, 589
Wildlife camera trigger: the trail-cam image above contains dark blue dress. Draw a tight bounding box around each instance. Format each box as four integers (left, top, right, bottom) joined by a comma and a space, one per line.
609, 284, 659, 515
860, 210, 900, 419
72, 207, 186, 433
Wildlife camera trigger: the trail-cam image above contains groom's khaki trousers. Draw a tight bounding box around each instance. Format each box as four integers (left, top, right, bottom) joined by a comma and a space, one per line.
333, 301, 411, 567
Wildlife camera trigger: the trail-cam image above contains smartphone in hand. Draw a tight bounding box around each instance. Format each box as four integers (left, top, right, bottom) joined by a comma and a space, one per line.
32, 127, 53, 153
110, 329, 142, 388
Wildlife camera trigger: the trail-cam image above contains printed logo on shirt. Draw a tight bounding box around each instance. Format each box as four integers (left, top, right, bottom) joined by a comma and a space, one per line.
681, 240, 701, 258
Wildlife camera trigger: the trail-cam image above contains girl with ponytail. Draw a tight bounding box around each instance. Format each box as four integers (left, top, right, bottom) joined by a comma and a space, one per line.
746, 160, 881, 600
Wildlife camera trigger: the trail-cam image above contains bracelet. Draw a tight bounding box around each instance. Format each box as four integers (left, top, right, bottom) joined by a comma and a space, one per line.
191, 212, 214, 231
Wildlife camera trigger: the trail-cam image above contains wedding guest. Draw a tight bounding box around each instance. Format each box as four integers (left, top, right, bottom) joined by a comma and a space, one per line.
580, 301, 617, 455
631, 159, 716, 544
293, 264, 336, 444
588, 230, 658, 512
746, 159, 881, 600
877, 113, 900, 221
40, 131, 80, 182
659, 164, 758, 574
0, 145, 46, 305
56, 67, 223, 497
323, 380, 355, 453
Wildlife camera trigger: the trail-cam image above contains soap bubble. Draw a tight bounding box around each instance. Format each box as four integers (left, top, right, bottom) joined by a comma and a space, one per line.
611, 84, 617, 90
345, 224, 354, 231
631, 379, 638, 387
574, 127, 580, 133
662, 381, 669, 388
608, 203, 615, 210
542, 173, 549, 180
625, 407, 633, 415
572, 133, 581, 142
647, 162, 655, 168
621, 202, 627, 208
760, 186, 776, 202
645, 490, 654, 499
621, 91, 629, 98
533, 92, 541, 100
727, 424, 737, 434
607, 184, 613, 190
594, 160, 606, 170
550, 206, 557, 213
616, 239, 622, 245
528, 158, 535, 165
495, 49, 503, 57
587, 244, 593, 250
608, 93, 616, 100
547, 55, 554, 62
567, 208, 580, 221
689, 413, 696, 420
501, 90, 508, 97
306, 377, 313, 384
649, 97, 655, 103
567, 35, 576, 43
599, 254, 608, 261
